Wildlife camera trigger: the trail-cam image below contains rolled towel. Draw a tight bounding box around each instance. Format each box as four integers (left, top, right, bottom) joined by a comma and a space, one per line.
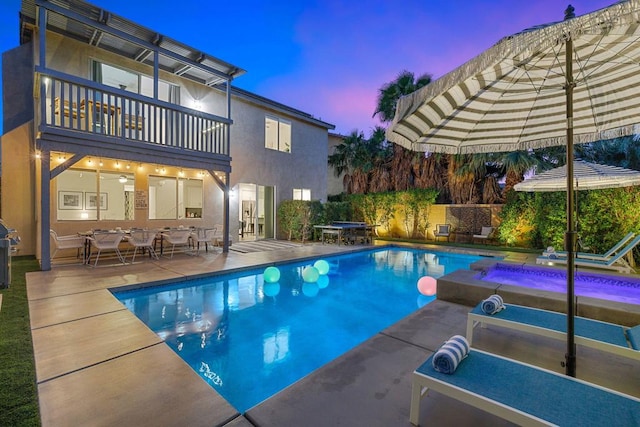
432, 335, 470, 374
481, 294, 505, 315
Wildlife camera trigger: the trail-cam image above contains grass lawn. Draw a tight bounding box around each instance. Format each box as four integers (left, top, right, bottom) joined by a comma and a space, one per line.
0, 257, 41, 426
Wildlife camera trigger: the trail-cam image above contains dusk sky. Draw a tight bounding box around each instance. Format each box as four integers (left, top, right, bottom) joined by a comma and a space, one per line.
0, 0, 616, 136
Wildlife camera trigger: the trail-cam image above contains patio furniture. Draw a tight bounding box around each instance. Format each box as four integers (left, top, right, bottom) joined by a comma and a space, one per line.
536, 234, 640, 273
467, 301, 639, 360
123, 114, 144, 131
542, 231, 635, 260
433, 224, 451, 242
50, 229, 85, 260
410, 348, 640, 426
86, 231, 126, 267
472, 226, 494, 244
161, 228, 193, 258
190, 227, 218, 255
314, 222, 376, 245
125, 229, 159, 262
209, 224, 233, 247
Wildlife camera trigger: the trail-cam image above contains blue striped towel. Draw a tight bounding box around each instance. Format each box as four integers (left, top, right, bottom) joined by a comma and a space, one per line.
432, 335, 470, 374
481, 294, 505, 315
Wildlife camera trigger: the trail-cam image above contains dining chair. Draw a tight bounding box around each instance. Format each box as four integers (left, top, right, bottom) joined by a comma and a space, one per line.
190, 227, 218, 255
160, 229, 193, 258
87, 231, 126, 266
50, 229, 85, 261
125, 229, 159, 262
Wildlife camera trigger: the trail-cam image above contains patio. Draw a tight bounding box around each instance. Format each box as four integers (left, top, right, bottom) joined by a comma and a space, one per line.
27, 243, 640, 426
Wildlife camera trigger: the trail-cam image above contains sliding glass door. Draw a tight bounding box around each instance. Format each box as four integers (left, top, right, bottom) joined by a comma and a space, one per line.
238, 183, 274, 240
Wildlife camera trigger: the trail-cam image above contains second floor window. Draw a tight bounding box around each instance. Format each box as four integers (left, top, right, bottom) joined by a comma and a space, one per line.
265, 116, 291, 152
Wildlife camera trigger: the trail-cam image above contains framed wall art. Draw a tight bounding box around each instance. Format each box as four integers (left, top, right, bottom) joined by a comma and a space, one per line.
58, 191, 83, 210
85, 192, 108, 210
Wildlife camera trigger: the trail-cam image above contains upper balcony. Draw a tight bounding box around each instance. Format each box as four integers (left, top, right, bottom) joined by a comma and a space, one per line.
21, 0, 246, 167
38, 70, 231, 158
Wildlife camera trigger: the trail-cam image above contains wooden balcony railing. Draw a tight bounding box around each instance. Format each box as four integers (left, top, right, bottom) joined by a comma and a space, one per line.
39, 71, 230, 156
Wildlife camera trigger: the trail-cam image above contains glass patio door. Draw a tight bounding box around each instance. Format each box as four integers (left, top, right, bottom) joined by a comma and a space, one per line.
239, 184, 274, 240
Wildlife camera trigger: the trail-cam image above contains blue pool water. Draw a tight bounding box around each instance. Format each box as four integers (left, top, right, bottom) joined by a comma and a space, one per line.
114, 247, 486, 412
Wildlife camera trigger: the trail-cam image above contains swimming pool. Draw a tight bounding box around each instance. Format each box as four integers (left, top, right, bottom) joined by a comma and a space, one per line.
114, 247, 486, 412
477, 263, 640, 305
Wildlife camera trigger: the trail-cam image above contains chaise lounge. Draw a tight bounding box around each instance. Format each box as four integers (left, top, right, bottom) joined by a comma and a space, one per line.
466, 301, 639, 360
542, 231, 635, 260
410, 348, 640, 426
536, 234, 640, 273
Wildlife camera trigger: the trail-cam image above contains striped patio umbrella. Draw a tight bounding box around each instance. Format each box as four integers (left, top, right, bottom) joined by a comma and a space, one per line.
387, 1, 640, 377
514, 160, 640, 192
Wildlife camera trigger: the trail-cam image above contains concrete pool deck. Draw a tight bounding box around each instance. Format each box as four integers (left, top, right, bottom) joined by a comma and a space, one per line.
26, 243, 640, 426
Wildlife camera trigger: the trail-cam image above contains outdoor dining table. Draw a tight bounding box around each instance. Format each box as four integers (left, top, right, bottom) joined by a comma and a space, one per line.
314, 222, 376, 245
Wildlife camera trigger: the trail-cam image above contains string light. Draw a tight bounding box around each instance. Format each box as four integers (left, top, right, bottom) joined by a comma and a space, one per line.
99, 159, 103, 167
87, 157, 93, 165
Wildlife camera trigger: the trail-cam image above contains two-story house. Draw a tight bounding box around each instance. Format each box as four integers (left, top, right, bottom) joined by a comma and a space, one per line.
1, 0, 334, 270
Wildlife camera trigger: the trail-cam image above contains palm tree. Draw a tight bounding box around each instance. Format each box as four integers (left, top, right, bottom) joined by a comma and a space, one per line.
328, 129, 390, 194
448, 155, 481, 204
374, 70, 434, 192
373, 70, 432, 123
328, 130, 367, 194
497, 150, 545, 196
481, 155, 505, 204
576, 136, 640, 170
367, 127, 394, 193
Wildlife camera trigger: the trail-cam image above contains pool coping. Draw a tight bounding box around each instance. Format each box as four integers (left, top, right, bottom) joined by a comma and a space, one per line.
437, 259, 640, 327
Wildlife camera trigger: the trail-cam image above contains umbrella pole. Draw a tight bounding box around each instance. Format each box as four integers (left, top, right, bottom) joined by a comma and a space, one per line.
565, 36, 577, 377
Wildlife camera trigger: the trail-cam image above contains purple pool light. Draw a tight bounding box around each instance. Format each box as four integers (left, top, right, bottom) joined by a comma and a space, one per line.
477, 263, 640, 305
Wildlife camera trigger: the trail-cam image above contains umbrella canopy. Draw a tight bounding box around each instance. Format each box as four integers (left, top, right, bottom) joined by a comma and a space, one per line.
514, 160, 640, 192
386, 1, 640, 377
387, 2, 640, 154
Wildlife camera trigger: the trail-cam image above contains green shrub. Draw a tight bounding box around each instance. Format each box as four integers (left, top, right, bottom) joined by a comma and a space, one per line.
498, 186, 640, 263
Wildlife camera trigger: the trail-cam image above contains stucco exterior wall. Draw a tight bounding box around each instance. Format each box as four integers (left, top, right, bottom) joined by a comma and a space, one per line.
229, 96, 329, 204
2, 42, 34, 136
1, 123, 36, 255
